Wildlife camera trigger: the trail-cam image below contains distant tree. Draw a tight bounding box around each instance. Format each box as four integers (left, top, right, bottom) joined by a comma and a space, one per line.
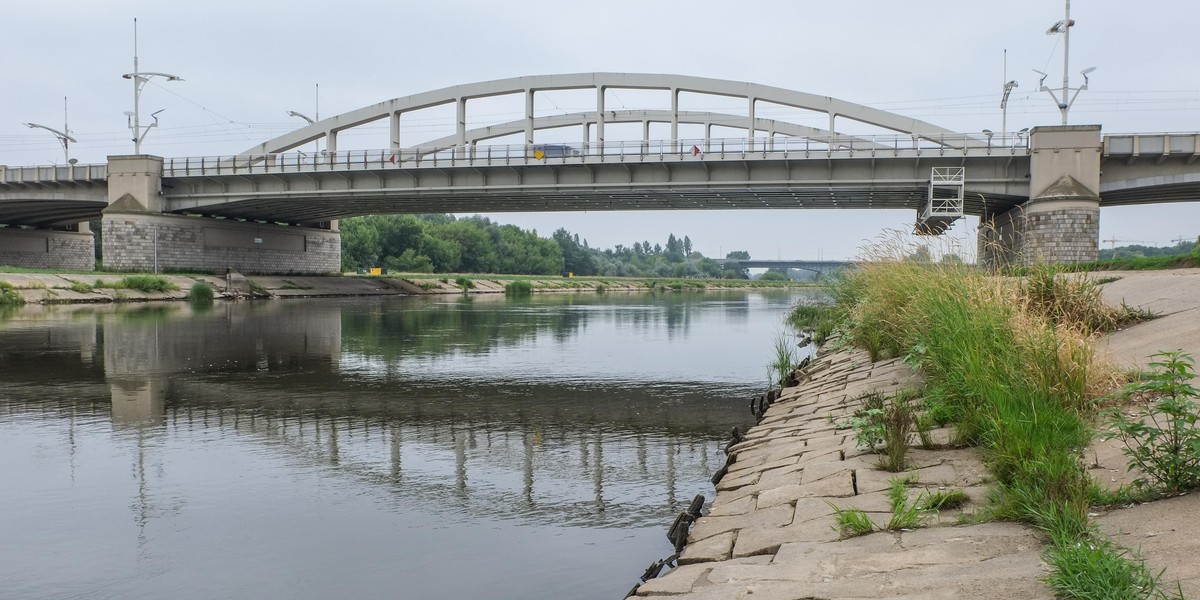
553, 228, 596, 275
683, 235, 693, 256
906, 245, 933, 263
725, 250, 751, 260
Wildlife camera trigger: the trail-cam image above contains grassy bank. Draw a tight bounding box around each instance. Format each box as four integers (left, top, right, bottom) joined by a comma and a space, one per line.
794, 250, 1177, 597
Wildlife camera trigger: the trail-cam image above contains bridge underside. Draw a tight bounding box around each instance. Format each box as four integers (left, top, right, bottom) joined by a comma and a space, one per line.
163, 186, 1028, 225
161, 154, 1030, 226
0, 198, 107, 228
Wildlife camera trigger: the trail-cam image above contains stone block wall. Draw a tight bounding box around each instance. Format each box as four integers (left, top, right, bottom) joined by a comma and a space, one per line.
102, 214, 340, 275
978, 202, 1099, 268
0, 228, 95, 271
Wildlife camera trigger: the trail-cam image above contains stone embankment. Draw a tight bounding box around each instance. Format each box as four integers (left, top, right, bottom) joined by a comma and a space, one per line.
631, 268, 1200, 599
0, 272, 771, 304
632, 349, 1052, 599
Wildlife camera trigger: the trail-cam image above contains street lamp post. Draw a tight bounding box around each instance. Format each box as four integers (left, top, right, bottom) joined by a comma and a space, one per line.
287, 83, 321, 154
122, 18, 182, 155
1000, 80, 1018, 138
24, 97, 76, 164
1038, 0, 1095, 125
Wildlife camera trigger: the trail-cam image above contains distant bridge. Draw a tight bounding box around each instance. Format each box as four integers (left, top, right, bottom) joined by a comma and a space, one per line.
714, 259, 849, 273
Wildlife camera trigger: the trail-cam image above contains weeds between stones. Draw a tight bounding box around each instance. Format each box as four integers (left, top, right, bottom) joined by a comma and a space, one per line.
819, 229, 1172, 597
828, 475, 964, 538
836, 390, 925, 472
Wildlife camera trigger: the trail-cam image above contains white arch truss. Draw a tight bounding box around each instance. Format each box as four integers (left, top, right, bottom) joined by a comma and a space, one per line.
411, 110, 891, 156
241, 73, 968, 156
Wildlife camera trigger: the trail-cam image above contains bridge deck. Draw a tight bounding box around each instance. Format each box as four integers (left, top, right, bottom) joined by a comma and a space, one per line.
1, 133, 1197, 228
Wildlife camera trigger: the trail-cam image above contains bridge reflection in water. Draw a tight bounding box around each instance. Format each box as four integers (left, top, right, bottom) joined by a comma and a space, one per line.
0, 292, 810, 599
0, 293, 786, 528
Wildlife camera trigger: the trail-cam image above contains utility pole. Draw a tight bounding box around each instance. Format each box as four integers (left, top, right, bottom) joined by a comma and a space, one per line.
23, 97, 77, 164
1036, 0, 1095, 125
122, 18, 183, 154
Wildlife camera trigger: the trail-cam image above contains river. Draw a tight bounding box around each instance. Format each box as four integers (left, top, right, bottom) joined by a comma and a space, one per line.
0, 290, 818, 599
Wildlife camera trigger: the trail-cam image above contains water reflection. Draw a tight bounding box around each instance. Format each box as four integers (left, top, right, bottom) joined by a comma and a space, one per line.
0, 291, 816, 600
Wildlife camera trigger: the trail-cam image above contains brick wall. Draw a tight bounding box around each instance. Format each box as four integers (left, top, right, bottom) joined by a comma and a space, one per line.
101, 214, 340, 275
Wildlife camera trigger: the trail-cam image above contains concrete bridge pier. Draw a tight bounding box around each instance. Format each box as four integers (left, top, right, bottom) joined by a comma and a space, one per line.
101, 155, 341, 275
978, 125, 1101, 268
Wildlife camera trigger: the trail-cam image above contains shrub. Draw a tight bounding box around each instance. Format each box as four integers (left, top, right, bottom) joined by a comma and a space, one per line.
786, 302, 839, 345
1019, 265, 1150, 334
0, 281, 25, 307
1105, 351, 1200, 495
187, 282, 215, 302
454, 276, 475, 291
505, 280, 533, 297
594, 284, 607, 294
838, 390, 922, 471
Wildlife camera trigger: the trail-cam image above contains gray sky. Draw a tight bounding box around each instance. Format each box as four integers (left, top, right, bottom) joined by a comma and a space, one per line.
3, 0, 1198, 259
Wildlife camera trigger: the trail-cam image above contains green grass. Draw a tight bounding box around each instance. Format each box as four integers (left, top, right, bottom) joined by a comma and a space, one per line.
94, 275, 179, 293
504, 280, 533, 297
885, 476, 932, 530
767, 331, 798, 389
919, 488, 971, 511
119, 275, 178, 293
786, 302, 839, 345
247, 279, 270, 297
1059, 254, 1195, 272
827, 503, 874, 538
65, 280, 94, 294
0, 281, 25, 307
829, 245, 1176, 597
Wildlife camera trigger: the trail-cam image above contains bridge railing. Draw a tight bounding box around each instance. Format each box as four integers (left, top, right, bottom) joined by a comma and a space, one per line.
0, 163, 108, 184
161, 134, 1030, 177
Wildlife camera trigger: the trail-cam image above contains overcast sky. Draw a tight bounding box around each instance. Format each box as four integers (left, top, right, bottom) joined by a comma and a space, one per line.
3, 0, 1198, 260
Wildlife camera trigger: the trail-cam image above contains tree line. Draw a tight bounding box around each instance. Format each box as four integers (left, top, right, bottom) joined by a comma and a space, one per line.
340, 214, 748, 278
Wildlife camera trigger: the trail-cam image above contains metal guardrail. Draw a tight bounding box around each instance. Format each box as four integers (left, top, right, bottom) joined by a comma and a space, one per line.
162, 134, 1031, 178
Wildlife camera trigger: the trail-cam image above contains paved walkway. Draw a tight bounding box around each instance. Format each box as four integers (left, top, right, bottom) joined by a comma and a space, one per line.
1092, 269, 1200, 597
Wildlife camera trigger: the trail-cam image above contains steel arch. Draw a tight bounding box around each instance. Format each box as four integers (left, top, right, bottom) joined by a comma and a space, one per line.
242, 73, 967, 156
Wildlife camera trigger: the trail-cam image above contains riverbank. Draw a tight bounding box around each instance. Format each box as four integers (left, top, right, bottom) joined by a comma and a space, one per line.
629, 268, 1200, 598
0, 271, 812, 304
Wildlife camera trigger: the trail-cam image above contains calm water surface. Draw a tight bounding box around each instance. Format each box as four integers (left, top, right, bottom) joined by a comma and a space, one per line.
0, 290, 817, 599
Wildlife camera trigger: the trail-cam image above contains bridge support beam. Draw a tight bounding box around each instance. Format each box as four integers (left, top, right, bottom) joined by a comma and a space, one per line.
978, 125, 1101, 267
101, 155, 341, 275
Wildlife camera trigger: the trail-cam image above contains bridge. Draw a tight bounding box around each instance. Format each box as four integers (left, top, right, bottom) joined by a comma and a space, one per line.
1, 73, 1198, 273
715, 259, 849, 274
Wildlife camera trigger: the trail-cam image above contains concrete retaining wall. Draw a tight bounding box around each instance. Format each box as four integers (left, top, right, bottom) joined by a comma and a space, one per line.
101, 214, 340, 275
0, 228, 94, 271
